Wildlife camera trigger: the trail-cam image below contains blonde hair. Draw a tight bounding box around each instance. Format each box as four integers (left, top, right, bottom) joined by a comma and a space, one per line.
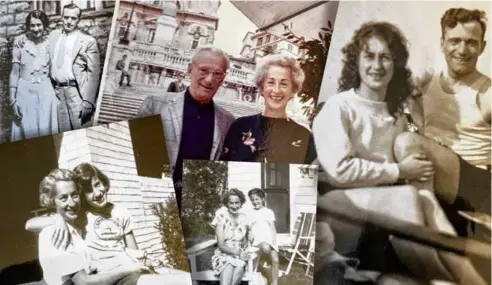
39, 169, 77, 209
254, 53, 305, 94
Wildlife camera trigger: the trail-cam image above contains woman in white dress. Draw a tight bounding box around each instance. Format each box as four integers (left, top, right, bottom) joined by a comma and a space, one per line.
9, 10, 58, 142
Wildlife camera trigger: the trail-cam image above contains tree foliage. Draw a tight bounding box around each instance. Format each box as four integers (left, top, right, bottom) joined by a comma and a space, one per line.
282, 20, 334, 122
181, 160, 228, 241
151, 198, 190, 272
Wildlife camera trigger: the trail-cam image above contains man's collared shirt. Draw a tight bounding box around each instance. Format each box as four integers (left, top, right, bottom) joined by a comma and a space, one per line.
173, 88, 215, 200
51, 31, 78, 83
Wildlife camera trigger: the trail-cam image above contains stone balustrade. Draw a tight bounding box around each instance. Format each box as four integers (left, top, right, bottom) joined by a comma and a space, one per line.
128, 41, 256, 86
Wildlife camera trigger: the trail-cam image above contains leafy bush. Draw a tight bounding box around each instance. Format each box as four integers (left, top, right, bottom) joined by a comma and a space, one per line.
151, 197, 190, 272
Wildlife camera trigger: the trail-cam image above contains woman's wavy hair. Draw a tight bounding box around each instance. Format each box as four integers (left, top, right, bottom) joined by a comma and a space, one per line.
25, 10, 50, 34
338, 21, 414, 118
221, 188, 246, 207
72, 163, 110, 194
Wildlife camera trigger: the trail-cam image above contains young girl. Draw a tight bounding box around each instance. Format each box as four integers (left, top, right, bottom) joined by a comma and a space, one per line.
247, 188, 279, 285
27, 163, 190, 285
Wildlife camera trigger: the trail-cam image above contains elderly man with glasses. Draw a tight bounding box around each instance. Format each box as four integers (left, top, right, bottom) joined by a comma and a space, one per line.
137, 46, 234, 211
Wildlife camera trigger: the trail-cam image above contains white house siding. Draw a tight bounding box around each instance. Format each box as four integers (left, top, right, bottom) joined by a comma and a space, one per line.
55, 121, 177, 261
226, 161, 318, 247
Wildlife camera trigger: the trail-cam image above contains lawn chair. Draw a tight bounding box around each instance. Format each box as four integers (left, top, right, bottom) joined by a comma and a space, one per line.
187, 239, 265, 285
283, 212, 316, 276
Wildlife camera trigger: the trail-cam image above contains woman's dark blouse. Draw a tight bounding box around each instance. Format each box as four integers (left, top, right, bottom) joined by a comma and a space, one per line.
219, 114, 311, 164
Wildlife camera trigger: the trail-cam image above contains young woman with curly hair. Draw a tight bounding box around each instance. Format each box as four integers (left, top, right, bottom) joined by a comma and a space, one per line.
313, 22, 486, 285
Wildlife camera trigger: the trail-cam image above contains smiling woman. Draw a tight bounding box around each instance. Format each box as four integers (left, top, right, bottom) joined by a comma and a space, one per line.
219, 53, 311, 164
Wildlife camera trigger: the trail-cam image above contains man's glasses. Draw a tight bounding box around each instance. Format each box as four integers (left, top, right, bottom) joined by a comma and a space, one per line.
193, 63, 226, 79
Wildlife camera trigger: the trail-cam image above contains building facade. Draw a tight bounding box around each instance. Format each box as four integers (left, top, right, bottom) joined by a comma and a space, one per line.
107, 0, 259, 102
0, 0, 114, 142
227, 161, 318, 247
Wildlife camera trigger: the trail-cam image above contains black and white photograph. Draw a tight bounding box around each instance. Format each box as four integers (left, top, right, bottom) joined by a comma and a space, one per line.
311, 1, 491, 285
180, 160, 318, 285
0, 115, 192, 285
93, 0, 338, 207
0, 0, 116, 144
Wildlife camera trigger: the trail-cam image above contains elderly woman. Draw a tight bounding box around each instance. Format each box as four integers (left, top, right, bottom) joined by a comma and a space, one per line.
211, 189, 251, 285
10, 10, 58, 142
313, 21, 486, 284
219, 53, 310, 164
31, 165, 192, 285
37, 168, 142, 285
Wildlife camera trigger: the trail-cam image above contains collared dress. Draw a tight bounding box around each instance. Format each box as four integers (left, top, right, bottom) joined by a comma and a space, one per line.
219, 114, 310, 164
210, 210, 250, 275
11, 33, 59, 142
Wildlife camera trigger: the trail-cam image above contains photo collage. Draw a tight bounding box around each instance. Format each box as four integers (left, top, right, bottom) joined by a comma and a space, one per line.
0, 1, 490, 285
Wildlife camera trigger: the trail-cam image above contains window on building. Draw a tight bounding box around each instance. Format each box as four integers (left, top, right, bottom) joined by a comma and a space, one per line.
191, 39, 199, 49
288, 44, 293, 51
147, 29, 156, 43
262, 164, 290, 234
118, 26, 126, 38
72, 0, 96, 11
272, 43, 278, 50
257, 37, 263, 47
265, 34, 271, 43
31, 1, 61, 16
103, 1, 115, 8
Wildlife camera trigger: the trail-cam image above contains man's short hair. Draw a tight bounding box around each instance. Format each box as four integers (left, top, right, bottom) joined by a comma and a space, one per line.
190, 45, 230, 71
62, 3, 82, 18
441, 8, 487, 41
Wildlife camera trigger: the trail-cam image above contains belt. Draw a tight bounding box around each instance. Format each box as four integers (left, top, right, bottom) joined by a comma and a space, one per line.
54, 80, 77, 88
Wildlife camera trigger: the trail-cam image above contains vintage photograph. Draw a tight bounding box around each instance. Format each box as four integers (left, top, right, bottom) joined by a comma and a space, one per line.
179, 160, 318, 285
312, 1, 491, 285
0, 0, 116, 144
0, 115, 192, 285
93, 0, 338, 207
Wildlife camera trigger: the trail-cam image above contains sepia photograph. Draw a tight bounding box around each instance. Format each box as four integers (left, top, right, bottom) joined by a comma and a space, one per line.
0, 0, 116, 144
312, 1, 491, 285
0, 115, 192, 285
180, 160, 318, 285
93, 0, 338, 207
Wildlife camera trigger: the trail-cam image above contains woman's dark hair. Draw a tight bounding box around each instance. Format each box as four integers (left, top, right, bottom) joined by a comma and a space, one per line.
248, 188, 265, 199
72, 163, 110, 193
221, 188, 246, 207
25, 10, 49, 32
338, 21, 413, 118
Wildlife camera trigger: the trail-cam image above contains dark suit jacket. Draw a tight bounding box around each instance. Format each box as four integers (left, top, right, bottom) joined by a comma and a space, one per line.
136, 90, 235, 168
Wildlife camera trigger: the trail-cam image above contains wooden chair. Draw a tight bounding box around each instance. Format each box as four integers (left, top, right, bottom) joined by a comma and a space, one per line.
187, 239, 264, 285
283, 212, 316, 276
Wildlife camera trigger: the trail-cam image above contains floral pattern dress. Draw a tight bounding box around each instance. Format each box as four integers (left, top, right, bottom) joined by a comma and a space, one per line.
219, 114, 311, 164
211, 209, 250, 275
11, 34, 59, 142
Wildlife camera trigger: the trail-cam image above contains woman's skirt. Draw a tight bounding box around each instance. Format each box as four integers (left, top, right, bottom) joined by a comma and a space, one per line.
11, 77, 59, 142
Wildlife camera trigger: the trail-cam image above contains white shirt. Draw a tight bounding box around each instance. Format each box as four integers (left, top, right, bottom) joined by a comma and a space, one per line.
423, 72, 491, 167
313, 89, 406, 188
51, 31, 77, 83
38, 223, 87, 285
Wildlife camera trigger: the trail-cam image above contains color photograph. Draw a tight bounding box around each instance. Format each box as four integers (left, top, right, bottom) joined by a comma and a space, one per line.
180, 159, 318, 285
312, 1, 491, 285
